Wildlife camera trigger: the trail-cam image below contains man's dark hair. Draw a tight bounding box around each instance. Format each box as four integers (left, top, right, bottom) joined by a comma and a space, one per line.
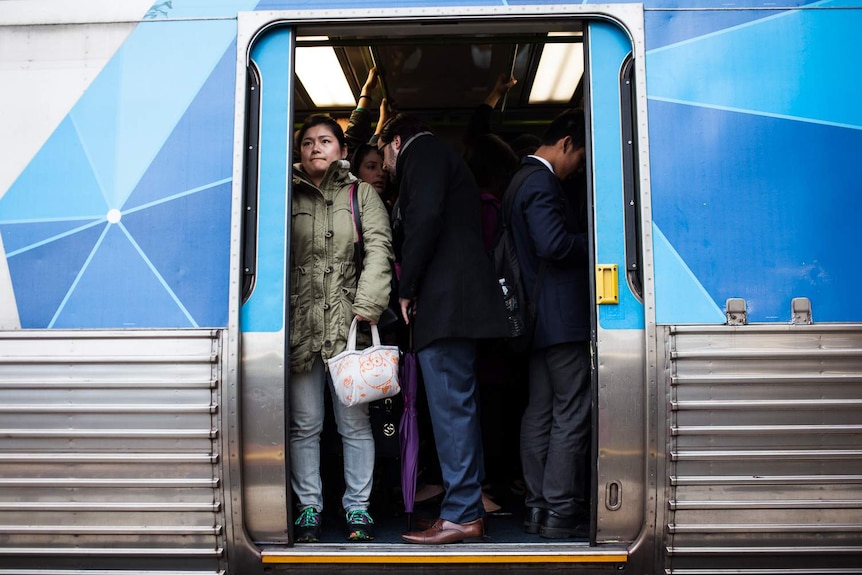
378, 113, 432, 146
508, 133, 542, 158
295, 113, 346, 150
540, 109, 586, 149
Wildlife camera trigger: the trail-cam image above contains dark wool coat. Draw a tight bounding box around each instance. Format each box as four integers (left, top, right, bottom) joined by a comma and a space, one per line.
395, 133, 510, 351
509, 157, 591, 349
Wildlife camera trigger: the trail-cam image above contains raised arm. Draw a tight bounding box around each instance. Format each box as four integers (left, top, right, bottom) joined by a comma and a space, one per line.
345, 67, 380, 152
370, 97, 391, 145
465, 73, 518, 146
485, 73, 517, 109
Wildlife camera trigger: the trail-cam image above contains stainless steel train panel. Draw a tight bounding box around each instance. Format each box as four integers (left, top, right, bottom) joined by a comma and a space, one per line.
0, 330, 225, 574
665, 324, 862, 573
595, 328, 647, 542
238, 332, 288, 541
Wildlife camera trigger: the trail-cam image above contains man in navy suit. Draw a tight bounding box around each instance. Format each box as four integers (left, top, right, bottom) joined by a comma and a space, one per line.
508, 110, 592, 539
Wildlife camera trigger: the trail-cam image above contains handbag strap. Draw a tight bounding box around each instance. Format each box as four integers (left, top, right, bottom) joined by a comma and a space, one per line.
346, 317, 381, 349
349, 182, 363, 270
348, 183, 387, 342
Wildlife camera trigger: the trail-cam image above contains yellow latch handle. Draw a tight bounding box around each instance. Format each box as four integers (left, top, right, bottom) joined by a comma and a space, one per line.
596, 264, 619, 304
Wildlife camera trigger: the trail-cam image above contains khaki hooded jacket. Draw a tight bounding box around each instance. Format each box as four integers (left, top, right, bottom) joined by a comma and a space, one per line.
290, 159, 394, 374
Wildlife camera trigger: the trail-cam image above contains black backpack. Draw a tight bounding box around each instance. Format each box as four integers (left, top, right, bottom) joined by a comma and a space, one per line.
491, 164, 547, 353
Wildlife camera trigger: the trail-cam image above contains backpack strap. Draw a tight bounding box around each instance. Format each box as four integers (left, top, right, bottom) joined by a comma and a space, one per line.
500, 164, 545, 231
501, 163, 548, 312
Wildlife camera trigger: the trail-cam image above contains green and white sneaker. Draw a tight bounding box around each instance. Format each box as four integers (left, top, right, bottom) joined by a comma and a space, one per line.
294, 507, 321, 543
345, 508, 374, 541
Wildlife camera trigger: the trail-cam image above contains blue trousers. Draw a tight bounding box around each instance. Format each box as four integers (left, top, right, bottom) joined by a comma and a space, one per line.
417, 338, 485, 524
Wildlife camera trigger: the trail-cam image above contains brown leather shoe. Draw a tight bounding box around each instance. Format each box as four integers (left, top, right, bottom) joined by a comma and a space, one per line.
410, 517, 437, 531
401, 517, 485, 544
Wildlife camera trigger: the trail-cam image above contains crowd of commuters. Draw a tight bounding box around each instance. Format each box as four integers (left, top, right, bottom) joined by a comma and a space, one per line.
287, 70, 591, 544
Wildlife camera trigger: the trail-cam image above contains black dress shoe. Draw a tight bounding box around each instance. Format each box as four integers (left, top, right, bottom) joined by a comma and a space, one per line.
522, 507, 547, 534
540, 510, 588, 539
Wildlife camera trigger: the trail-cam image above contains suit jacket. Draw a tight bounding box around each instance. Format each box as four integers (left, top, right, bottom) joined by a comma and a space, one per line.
395, 133, 510, 350
509, 157, 591, 348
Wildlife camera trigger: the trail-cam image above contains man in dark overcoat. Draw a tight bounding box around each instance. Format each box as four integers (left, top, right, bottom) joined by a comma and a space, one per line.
377, 114, 510, 545
508, 110, 592, 539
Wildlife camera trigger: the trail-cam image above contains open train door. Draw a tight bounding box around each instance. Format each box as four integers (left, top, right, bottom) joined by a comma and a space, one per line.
235, 24, 296, 546
583, 17, 654, 553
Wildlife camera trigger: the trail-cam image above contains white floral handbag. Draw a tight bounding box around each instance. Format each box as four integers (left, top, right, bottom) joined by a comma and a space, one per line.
328, 317, 401, 407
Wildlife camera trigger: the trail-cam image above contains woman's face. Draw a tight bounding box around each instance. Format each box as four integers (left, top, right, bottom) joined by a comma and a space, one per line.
300, 124, 346, 184
357, 148, 387, 195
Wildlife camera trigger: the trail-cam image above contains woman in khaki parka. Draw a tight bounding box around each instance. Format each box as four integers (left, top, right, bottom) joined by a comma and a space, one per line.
289, 114, 393, 543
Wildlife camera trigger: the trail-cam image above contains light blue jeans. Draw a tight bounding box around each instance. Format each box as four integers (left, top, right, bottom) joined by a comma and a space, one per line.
288, 355, 374, 513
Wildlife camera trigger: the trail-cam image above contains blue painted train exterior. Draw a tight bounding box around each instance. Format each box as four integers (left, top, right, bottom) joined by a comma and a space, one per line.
1, 0, 858, 330
1, 2, 861, 574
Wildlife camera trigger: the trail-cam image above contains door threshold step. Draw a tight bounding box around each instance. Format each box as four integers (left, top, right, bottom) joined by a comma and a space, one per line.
261, 542, 628, 565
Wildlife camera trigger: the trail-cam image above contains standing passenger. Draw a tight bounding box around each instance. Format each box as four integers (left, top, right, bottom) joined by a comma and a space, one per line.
346, 67, 398, 214
509, 110, 592, 539
289, 114, 393, 543
376, 114, 510, 545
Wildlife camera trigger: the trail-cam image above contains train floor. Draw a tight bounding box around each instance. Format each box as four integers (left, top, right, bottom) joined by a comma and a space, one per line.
307, 376, 585, 545
311, 466, 587, 545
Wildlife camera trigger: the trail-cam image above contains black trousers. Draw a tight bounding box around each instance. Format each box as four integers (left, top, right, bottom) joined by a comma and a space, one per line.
520, 341, 591, 517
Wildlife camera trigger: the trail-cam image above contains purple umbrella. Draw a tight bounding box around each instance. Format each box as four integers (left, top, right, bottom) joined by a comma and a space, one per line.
399, 336, 420, 528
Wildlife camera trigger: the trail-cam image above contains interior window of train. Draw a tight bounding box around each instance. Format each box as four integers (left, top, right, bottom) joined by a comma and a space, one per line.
249, 18, 601, 545
291, 29, 586, 154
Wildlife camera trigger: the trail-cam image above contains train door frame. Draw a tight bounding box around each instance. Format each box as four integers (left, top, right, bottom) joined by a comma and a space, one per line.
228, 4, 656, 571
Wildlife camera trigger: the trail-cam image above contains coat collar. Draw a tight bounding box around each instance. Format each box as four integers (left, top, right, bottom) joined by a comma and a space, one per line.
394, 131, 433, 181
293, 159, 356, 192
525, 154, 555, 175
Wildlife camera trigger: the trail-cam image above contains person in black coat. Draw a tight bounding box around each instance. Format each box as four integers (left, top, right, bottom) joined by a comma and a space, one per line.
508, 110, 592, 539
377, 114, 510, 544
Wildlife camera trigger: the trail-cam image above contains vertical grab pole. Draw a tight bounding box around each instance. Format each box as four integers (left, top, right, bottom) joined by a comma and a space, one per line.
500, 44, 519, 113
369, 46, 393, 106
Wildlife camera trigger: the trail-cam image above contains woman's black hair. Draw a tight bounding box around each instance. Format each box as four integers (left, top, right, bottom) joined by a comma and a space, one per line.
295, 113, 347, 150
350, 143, 381, 173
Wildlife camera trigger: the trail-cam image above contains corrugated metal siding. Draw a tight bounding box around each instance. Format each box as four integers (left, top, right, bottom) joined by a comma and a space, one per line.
666, 325, 862, 574
0, 330, 224, 575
